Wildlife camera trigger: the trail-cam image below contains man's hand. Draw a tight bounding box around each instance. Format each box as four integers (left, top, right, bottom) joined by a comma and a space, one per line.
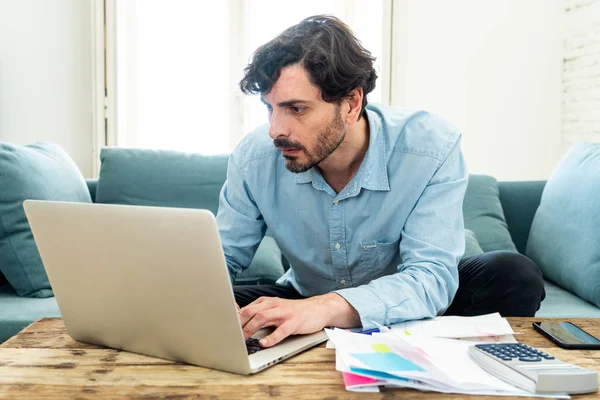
237, 293, 360, 347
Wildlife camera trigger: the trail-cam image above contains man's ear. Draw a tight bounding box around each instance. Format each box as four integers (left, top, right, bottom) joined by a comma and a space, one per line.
343, 88, 364, 125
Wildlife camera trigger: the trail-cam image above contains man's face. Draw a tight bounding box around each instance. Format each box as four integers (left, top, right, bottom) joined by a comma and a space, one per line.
262, 64, 346, 173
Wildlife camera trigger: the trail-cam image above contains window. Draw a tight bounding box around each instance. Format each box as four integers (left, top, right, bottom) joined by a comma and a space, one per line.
112, 0, 389, 155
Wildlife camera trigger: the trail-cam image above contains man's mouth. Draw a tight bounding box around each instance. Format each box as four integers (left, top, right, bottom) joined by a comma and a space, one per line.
279, 148, 301, 156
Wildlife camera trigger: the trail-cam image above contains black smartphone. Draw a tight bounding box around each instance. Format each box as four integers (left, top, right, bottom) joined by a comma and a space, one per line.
532, 321, 600, 349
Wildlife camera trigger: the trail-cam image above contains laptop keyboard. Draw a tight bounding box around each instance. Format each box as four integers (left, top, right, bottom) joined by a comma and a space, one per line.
246, 338, 263, 355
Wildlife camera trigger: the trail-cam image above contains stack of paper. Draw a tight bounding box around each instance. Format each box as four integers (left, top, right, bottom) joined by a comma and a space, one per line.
326, 313, 569, 398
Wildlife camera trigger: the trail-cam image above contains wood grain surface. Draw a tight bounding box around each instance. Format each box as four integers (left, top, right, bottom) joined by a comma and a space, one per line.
1, 317, 599, 399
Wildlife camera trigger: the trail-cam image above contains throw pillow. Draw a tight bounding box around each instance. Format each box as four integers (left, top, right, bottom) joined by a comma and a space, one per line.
0, 142, 92, 297
526, 143, 600, 307
235, 237, 284, 285
462, 229, 484, 260
463, 175, 517, 253
96, 147, 285, 284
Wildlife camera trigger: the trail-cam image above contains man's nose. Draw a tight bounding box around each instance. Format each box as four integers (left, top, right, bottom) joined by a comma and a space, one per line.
268, 112, 291, 140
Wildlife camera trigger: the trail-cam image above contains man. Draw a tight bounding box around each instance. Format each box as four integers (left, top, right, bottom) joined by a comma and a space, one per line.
216, 15, 545, 349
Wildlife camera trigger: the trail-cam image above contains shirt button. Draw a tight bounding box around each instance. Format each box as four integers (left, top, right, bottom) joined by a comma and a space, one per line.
340, 279, 346, 285
335, 243, 341, 250
333, 200, 339, 205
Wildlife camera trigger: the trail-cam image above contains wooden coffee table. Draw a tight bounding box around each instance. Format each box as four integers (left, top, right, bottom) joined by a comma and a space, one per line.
0, 318, 599, 399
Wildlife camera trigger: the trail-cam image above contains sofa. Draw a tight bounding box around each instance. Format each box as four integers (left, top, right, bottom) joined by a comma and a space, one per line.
2, 146, 600, 344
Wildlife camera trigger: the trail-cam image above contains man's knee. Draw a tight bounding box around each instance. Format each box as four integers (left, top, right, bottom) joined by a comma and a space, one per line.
482, 251, 546, 315
486, 251, 543, 289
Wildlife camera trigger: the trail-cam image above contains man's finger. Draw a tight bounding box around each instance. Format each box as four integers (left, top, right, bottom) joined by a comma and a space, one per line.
260, 322, 294, 348
242, 308, 286, 341
238, 297, 276, 327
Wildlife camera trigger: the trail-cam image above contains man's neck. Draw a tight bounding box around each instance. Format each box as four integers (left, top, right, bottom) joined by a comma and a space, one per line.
318, 114, 370, 194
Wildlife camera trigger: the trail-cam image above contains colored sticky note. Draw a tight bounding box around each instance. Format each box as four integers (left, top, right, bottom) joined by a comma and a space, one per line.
342, 371, 378, 387
404, 330, 411, 336
351, 352, 423, 372
372, 344, 392, 353
350, 367, 409, 382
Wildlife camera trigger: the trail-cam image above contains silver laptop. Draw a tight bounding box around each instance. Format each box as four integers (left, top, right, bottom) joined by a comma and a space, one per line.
23, 200, 327, 375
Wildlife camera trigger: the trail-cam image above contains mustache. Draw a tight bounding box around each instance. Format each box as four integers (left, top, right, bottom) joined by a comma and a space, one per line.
273, 138, 305, 151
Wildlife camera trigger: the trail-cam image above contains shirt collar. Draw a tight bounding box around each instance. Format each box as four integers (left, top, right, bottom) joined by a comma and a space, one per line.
295, 169, 313, 184
294, 107, 390, 192
356, 108, 390, 191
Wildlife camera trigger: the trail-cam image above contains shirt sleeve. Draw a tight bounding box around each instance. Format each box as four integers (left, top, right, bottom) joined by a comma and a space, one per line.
334, 137, 468, 329
215, 151, 266, 284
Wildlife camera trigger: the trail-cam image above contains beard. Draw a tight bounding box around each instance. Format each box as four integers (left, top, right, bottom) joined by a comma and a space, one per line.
273, 107, 346, 173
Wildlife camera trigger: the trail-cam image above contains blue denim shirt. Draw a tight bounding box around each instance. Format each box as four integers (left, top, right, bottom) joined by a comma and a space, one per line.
216, 104, 468, 329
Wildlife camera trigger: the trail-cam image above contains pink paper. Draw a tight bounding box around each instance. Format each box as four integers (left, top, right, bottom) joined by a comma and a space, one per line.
342, 371, 378, 387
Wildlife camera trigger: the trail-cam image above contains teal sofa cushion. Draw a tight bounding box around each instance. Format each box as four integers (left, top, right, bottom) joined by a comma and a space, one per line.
0, 284, 61, 342
0, 142, 92, 298
536, 280, 600, 318
96, 148, 228, 215
96, 148, 285, 284
462, 229, 484, 260
463, 175, 517, 253
527, 143, 600, 308
235, 237, 284, 285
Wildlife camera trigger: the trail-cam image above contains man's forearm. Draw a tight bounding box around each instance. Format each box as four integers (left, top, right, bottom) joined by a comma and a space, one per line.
313, 292, 361, 329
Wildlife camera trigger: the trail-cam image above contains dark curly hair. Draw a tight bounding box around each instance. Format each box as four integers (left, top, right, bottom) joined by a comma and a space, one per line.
239, 15, 377, 117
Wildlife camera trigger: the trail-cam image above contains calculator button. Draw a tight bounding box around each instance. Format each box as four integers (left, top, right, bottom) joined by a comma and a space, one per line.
519, 356, 542, 362
541, 355, 555, 360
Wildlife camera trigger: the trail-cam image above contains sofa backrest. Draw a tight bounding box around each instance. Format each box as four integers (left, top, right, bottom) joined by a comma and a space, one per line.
498, 181, 546, 255
86, 179, 97, 203
85, 178, 547, 256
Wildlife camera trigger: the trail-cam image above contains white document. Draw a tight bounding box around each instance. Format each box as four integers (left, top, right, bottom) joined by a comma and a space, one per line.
391, 334, 569, 398
458, 334, 518, 344
326, 328, 569, 398
388, 312, 516, 338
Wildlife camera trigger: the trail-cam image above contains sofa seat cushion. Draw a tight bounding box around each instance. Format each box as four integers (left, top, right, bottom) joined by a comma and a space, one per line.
536, 280, 600, 318
96, 148, 285, 284
0, 284, 60, 342
0, 142, 92, 297
527, 143, 600, 308
463, 175, 518, 253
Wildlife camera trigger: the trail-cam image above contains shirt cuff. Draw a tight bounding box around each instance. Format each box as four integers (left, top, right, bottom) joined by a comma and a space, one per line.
334, 286, 387, 330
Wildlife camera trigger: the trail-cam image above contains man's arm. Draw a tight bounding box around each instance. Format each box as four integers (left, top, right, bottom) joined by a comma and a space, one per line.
334, 137, 468, 329
216, 152, 266, 284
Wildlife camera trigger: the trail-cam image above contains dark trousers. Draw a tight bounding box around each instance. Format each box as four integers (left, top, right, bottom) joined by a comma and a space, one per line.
233, 251, 546, 318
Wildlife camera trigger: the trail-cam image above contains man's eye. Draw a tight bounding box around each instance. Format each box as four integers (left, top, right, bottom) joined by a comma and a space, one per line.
290, 106, 304, 114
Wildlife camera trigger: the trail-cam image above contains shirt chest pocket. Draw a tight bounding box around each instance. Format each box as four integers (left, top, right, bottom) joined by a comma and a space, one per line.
359, 238, 402, 269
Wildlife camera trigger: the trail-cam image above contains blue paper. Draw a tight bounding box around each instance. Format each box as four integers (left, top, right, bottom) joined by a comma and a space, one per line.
351, 352, 424, 372
350, 367, 409, 381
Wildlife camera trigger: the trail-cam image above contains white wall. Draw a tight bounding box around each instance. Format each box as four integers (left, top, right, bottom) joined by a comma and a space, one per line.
562, 0, 600, 152
392, 0, 564, 181
0, 0, 93, 178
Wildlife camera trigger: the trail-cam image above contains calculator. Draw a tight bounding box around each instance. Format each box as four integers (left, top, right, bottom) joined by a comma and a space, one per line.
468, 343, 598, 394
